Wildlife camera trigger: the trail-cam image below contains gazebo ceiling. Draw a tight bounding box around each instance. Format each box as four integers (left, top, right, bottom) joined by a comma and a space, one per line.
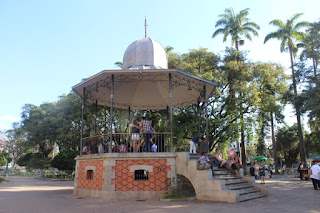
72, 69, 218, 110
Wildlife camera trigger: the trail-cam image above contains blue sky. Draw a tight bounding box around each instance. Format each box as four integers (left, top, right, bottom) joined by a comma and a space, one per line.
0, 0, 319, 131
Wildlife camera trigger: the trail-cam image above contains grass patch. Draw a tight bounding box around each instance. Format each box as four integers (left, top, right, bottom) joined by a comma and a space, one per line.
162, 195, 187, 199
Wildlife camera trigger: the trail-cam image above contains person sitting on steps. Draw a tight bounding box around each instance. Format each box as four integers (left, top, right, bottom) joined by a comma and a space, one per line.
231, 151, 242, 176
213, 148, 227, 168
198, 152, 213, 171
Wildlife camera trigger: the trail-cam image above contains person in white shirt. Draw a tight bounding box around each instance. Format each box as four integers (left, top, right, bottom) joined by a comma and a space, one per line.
310, 163, 320, 190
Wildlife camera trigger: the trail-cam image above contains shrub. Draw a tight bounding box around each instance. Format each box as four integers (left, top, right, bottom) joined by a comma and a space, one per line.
27, 157, 51, 170
51, 149, 78, 171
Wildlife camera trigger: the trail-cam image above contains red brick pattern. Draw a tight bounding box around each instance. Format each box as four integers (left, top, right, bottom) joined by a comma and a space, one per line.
112, 159, 171, 191
76, 160, 105, 190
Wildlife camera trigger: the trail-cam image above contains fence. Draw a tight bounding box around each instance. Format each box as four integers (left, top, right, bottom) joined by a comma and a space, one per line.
81, 132, 175, 154
34, 169, 74, 180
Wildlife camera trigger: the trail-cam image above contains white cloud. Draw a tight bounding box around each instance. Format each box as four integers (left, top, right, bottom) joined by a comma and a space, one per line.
0, 115, 20, 131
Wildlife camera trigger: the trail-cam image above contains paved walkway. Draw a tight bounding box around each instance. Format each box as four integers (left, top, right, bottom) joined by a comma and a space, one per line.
0, 176, 319, 213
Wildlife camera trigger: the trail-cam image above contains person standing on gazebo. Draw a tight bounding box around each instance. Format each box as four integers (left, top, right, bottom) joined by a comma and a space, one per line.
189, 133, 203, 154
141, 116, 155, 152
131, 118, 142, 152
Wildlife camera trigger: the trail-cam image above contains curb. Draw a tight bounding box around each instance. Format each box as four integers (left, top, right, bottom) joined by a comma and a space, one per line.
160, 197, 196, 202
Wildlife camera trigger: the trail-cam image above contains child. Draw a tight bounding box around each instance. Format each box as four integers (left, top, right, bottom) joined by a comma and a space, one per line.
259, 164, 265, 184
151, 143, 157, 152
198, 152, 213, 170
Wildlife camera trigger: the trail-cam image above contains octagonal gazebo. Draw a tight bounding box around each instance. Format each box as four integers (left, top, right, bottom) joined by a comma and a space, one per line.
72, 36, 217, 154
72, 34, 218, 200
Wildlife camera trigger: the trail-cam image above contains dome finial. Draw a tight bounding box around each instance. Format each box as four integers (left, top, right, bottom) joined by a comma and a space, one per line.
145, 16, 148, 38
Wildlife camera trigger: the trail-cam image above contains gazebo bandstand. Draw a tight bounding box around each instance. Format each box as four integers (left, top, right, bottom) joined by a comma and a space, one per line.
72, 36, 219, 200
73, 69, 217, 154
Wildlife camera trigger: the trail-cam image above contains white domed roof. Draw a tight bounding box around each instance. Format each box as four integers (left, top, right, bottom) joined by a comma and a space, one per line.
122, 37, 168, 70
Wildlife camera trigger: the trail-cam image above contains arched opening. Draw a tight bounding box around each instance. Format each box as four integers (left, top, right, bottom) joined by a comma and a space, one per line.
173, 174, 196, 197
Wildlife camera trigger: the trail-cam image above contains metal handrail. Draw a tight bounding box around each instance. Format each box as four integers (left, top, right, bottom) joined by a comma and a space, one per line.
82, 132, 172, 140
81, 132, 175, 154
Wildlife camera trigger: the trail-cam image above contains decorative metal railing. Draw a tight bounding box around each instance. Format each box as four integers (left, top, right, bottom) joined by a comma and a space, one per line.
80, 132, 189, 155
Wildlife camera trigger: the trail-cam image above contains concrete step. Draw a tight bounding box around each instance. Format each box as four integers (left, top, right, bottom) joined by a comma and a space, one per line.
213, 174, 235, 178
189, 154, 201, 160
223, 177, 243, 183
212, 167, 228, 171
239, 190, 265, 202
227, 185, 254, 193
224, 182, 251, 190
212, 170, 229, 175
224, 180, 248, 188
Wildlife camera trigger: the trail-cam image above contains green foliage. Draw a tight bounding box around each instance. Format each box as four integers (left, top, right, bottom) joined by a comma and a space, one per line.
0, 151, 8, 167
166, 47, 289, 153
300, 21, 320, 76
27, 157, 52, 170
252, 62, 288, 156
5, 125, 27, 168
0, 177, 5, 183
17, 153, 51, 169
51, 149, 78, 171
264, 13, 308, 55
4, 11, 320, 167
265, 13, 309, 163
162, 195, 187, 199
276, 125, 300, 167
17, 153, 33, 166
305, 130, 320, 155
246, 144, 257, 161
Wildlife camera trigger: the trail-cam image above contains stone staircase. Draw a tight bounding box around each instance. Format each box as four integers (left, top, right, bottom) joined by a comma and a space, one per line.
188, 153, 267, 202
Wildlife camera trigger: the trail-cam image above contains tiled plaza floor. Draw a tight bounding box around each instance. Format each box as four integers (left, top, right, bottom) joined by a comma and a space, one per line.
0, 175, 319, 213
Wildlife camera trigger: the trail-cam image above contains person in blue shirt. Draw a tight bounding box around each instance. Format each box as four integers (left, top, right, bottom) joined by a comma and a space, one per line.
189, 133, 203, 154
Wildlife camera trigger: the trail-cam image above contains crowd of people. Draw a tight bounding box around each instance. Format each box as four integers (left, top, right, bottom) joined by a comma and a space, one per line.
132, 116, 157, 153
197, 146, 320, 190
198, 147, 243, 177
196, 145, 276, 183
83, 122, 320, 190
82, 116, 159, 154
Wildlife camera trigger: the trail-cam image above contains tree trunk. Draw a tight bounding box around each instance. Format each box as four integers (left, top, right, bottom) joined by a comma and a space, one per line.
240, 100, 247, 175
270, 111, 278, 174
313, 58, 317, 79
289, 48, 307, 163
235, 39, 239, 51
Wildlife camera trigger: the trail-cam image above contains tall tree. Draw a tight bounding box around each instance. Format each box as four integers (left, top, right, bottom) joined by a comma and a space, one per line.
212, 8, 259, 174
276, 125, 300, 167
264, 13, 309, 163
212, 8, 260, 50
300, 21, 320, 79
252, 62, 288, 173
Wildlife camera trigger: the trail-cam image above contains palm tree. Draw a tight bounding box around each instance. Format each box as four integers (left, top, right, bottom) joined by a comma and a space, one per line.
212, 8, 260, 50
300, 21, 320, 79
212, 8, 259, 175
264, 13, 309, 163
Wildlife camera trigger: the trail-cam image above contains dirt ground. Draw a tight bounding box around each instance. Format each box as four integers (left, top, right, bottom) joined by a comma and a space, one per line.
0, 176, 319, 213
